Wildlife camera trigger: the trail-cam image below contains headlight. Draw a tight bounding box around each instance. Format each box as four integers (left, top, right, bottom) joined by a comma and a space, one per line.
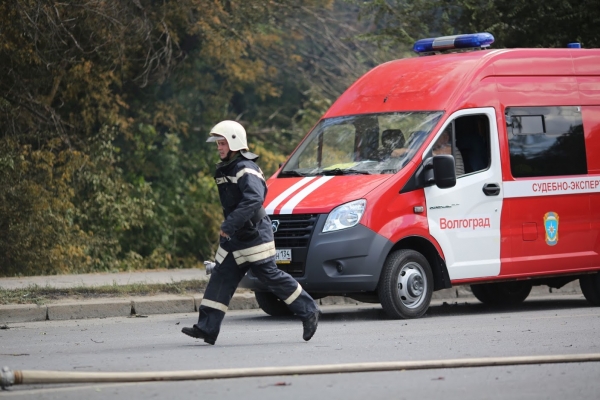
322, 199, 367, 233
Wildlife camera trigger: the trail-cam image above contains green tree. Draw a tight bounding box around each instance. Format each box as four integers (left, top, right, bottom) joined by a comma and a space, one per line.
353, 0, 600, 49
0, 0, 189, 275
1, 0, 384, 276
450, 0, 600, 48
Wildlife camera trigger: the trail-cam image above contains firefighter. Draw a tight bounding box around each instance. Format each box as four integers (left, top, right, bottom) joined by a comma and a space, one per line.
182, 120, 320, 345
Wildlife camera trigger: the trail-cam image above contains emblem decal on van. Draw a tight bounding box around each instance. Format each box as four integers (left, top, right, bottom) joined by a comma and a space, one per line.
272, 220, 280, 233
543, 212, 559, 246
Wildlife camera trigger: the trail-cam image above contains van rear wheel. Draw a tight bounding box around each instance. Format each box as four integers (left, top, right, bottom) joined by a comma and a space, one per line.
254, 291, 294, 316
580, 273, 600, 305
470, 284, 494, 304
378, 249, 433, 319
470, 282, 532, 305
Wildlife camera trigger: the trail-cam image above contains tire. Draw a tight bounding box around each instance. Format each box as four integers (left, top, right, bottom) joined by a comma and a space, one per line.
254, 291, 294, 316
378, 249, 433, 319
471, 281, 532, 306
470, 284, 495, 304
580, 273, 600, 305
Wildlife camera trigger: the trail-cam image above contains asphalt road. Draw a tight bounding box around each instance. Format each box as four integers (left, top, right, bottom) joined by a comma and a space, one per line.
1, 296, 599, 399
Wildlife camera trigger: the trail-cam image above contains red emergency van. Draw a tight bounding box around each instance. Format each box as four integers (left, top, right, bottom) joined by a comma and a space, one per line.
240, 33, 600, 319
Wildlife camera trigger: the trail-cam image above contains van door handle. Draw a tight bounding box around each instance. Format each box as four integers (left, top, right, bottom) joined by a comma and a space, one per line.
482, 183, 501, 196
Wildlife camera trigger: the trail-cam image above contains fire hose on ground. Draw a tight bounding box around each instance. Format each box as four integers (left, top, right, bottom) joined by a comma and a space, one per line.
2, 353, 600, 389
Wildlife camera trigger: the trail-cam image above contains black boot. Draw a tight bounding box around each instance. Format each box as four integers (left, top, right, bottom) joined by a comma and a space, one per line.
181, 326, 216, 345
302, 310, 320, 341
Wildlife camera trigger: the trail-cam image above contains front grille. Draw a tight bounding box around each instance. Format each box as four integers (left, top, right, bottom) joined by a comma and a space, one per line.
269, 214, 319, 277
270, 214, 318, 248
276, 262, 305, 276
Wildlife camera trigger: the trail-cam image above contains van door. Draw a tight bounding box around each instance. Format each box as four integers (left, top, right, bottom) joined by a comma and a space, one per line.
425, 108, 503, 280
501, 106, 592, 276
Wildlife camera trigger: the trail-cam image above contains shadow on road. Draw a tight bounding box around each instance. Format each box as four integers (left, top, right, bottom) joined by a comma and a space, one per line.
426, 297, 590, 318
246, 296, 592, 323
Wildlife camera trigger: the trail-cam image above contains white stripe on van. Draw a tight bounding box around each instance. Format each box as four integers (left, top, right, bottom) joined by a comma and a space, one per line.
503, 177, 600, 199
279, 176, 335, 214
265, 177, 317, 214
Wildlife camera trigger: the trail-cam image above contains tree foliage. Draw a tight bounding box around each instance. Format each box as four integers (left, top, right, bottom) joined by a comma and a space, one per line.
354, 0, 600, 49
0, 0, 379, 276
452, 0, 600, 48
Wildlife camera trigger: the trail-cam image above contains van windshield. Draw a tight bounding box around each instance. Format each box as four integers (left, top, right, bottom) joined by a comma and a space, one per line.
280, 111, 443, 176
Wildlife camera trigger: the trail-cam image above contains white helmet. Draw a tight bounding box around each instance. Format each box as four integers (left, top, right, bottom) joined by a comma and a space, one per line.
206, 120, 248, 151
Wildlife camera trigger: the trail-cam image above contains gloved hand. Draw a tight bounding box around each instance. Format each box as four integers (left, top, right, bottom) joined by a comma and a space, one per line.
204, 261, 216, 275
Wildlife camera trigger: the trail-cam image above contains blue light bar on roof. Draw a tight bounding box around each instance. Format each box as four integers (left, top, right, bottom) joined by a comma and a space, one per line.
413, 32, 495, 53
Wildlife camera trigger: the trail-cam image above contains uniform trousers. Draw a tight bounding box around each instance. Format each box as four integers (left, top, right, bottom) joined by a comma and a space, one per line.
194, 253, 318, 340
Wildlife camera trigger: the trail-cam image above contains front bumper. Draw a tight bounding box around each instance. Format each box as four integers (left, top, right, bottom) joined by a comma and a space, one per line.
240, 214, 393, 295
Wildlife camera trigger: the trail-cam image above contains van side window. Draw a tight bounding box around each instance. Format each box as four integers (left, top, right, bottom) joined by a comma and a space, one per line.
433, 125, 465, 176
506, 106, 587, 178
454, 115, 490, 175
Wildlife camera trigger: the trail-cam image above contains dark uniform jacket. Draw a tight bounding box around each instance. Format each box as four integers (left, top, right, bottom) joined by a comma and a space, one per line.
213, 152, 275, 267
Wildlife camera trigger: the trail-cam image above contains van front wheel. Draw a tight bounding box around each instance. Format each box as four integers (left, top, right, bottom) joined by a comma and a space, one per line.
378, 249, 433, 319
254, 291, 294, 316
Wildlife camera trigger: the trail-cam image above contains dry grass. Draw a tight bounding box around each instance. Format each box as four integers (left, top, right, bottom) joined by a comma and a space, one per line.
0, 280, 208, 305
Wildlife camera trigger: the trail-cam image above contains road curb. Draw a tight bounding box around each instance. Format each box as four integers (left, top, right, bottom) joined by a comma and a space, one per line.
0, 303, 47, 323
46, 299, 132, 321
132, 295, 196, 316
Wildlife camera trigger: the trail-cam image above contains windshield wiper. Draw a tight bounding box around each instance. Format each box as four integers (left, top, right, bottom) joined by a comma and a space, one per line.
278, 169, 311, 177
321, 168, 371, 176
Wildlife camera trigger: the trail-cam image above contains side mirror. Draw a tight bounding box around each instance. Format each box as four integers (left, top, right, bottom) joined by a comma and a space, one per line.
432, 155, 456, 188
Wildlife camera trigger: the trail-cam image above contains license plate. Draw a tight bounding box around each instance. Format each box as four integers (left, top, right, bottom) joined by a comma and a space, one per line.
275, 249, 292, 264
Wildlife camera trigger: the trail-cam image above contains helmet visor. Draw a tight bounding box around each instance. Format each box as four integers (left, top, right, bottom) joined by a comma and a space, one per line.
206, 134, 224, 143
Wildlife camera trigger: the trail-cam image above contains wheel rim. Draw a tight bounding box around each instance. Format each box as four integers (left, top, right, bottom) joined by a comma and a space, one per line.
396, 262, 427, 309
